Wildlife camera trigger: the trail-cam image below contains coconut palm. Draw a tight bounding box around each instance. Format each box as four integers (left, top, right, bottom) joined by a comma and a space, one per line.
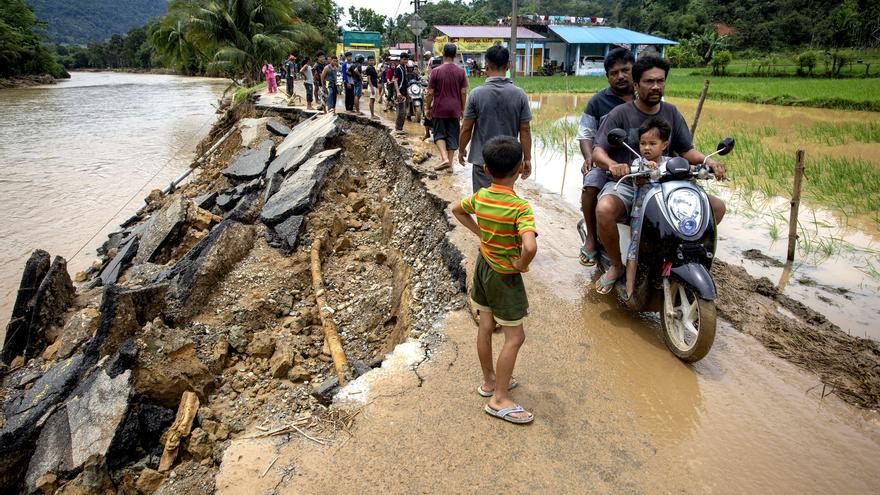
154, 0, 321, 84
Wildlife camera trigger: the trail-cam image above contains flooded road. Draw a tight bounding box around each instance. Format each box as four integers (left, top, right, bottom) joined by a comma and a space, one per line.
524, 93, 880, 340
217, 134, 880, 493
0, 72, 228, 336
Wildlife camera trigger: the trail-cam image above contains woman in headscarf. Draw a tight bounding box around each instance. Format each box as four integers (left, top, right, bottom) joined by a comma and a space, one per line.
262, 60, 278, 93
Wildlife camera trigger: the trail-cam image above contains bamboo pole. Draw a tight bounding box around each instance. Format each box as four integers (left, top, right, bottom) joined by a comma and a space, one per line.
158, 391, 200, 472
560, 121, 569, 194
690, 79, 710, 137
786, 150, 806, 261
310, 233, 350, 385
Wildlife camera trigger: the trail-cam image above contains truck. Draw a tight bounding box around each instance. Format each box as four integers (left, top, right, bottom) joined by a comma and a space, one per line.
336, 30, 383, 61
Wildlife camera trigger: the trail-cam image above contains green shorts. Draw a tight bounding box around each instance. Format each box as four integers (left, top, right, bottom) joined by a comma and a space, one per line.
469, 255, 529, 326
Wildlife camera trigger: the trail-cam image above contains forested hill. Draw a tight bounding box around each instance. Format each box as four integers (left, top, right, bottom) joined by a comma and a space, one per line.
28, 0, 167, 43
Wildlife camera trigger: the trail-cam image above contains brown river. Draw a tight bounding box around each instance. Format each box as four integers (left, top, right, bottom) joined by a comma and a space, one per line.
0, 72, 228, 337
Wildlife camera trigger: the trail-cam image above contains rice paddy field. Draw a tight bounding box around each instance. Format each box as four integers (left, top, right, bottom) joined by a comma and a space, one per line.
516, 91, 880, 339
468, 72, 880, 111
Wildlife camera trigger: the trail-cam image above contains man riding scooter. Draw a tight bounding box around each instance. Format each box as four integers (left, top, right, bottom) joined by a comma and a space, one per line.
591, 56, 727, 294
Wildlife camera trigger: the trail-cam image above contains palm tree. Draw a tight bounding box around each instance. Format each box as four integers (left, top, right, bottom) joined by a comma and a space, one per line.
154, 0, 322, 84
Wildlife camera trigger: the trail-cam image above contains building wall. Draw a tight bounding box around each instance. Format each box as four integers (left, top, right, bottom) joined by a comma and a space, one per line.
546, 42, 566, 64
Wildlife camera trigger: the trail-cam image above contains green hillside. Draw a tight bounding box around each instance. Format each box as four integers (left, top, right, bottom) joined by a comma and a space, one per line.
28, 0, 167, 43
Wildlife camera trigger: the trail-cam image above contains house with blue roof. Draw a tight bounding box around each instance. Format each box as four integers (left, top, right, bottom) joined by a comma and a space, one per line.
544, 25, 678, 76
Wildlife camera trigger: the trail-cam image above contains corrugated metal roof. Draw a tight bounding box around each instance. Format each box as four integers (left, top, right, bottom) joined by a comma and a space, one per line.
548, 26, 677, 45
435, 25, 545, 39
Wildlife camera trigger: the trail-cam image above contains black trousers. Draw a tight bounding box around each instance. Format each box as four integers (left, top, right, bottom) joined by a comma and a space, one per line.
285, 76, 293, 96
344, 84, 354, 111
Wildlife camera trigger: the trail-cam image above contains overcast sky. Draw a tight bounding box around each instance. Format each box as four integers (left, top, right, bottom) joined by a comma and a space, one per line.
335, 0, 415, 26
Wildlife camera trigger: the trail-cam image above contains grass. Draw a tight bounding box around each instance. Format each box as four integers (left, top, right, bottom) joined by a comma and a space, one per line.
468, 70, 880, 111
797, 121, 880, 145
232, 82, 266, 105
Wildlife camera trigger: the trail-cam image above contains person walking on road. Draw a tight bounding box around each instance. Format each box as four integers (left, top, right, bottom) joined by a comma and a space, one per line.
262, 60, 277, 93
392, 53, 410, 135
451, 136, 537, 425
575, 48, 634, 267
425, 43, 468, 172
458, 45, 532, 193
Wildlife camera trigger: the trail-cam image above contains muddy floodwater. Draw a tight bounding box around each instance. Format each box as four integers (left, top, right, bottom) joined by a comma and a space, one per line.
525, 93, 880, 340
0, 72, 229, 337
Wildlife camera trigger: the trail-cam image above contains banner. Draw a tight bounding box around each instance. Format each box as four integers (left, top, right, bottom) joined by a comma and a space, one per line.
434, 35, 504, 54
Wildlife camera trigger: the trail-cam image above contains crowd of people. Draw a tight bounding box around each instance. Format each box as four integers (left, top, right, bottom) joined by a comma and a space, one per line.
258, 44, 728, 426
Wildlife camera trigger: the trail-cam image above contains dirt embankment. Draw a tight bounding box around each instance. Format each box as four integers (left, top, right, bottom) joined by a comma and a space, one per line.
0, 103, 465, 493
0, 74, 60, 89
712, 260, 880, 410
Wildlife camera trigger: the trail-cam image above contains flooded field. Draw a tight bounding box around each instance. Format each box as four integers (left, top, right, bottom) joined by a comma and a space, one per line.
525, 93, 880, 340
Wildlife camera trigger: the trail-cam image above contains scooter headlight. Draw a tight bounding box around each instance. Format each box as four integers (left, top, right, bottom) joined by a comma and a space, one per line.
667, 189, 702, 235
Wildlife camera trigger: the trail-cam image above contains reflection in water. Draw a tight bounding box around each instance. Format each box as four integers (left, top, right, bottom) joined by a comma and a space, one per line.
525, 92, 880, 340
0, 72, 229, 334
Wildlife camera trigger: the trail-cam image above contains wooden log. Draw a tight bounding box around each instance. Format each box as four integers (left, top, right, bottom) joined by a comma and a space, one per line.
690, 79, 710, 137
310, 233, 350, 385
786, 149, 806, 261
158, 391, 200, 472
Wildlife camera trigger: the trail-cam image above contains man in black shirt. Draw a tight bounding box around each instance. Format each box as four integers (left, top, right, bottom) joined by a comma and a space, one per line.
364, 55, 380, 119
592, 56, 728, 293
393, 53, 410, 134
313, 51, 326, 111
576, 48, 634, 266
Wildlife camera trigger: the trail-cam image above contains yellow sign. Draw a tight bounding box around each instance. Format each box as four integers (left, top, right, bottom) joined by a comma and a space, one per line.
434, 35, 504, 54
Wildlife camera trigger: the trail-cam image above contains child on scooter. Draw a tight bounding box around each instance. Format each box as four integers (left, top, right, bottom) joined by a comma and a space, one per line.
626, 117, 671, 298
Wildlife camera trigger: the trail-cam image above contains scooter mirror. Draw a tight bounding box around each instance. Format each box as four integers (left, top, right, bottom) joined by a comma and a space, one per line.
608, 128, 627, 147
716, 137, 735, 156
666, 156, 690, 173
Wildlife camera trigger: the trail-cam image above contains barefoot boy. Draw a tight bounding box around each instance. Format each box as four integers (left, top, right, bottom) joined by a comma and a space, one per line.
451, 136, 538, 425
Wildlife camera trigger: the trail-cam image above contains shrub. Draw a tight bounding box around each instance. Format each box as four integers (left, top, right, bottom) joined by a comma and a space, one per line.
710, 50, 733, 75
795, 50, 818, 75
666, 44, 701, 68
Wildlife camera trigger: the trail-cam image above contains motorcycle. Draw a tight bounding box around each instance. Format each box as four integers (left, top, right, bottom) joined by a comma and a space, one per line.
407, 74, 426, 122
577, 128, 734, 362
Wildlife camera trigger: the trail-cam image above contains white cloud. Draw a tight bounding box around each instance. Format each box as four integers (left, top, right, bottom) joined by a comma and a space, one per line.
335, 0, 412, 27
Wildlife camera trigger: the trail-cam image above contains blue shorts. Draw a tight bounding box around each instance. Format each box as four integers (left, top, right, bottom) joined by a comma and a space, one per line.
327, 89, 337, 109
353, 81, 363, 97
582, 167, 608, 190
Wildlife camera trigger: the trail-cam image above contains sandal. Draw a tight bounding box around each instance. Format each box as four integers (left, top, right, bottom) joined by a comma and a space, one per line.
484, 403, 534, 424
476, 377, 519, 397
595, 272, 621, 295
579, 247, 598, 266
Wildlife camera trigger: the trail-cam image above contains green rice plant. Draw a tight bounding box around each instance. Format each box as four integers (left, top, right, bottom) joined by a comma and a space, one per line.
768, 220, 781, 240
797, 121, 880, 145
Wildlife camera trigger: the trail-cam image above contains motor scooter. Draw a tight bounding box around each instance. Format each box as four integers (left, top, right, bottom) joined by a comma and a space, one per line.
407, 73, 426, 122
577, 128, 734, 362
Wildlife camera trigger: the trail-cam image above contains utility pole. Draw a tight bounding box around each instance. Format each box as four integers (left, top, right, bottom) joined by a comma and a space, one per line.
411, 0, 422, 70
509, 0, 518, 81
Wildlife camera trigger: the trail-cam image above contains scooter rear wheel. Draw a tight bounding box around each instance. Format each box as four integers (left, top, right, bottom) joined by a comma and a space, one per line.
660, 281, 716, 363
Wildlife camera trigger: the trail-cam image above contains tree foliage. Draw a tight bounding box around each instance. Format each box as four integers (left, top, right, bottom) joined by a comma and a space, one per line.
26, 0, 166, 43
0, 0, 67, 78
151, 0, 327, 84
346, 7, 385, 32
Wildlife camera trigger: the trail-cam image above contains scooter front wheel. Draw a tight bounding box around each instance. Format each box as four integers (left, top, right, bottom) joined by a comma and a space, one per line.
660, 280, 716, 363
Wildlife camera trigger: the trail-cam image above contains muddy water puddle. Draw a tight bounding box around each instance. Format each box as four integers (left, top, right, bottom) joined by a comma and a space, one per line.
524, 92, 880, 340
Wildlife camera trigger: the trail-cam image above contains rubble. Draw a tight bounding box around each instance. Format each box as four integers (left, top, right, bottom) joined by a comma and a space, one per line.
222, 139, 274, 180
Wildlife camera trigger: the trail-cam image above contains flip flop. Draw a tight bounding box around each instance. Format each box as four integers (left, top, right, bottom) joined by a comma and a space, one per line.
579, 247, 598, 267
595, 272, 621, 295
484, 403, 534, 424
476, 377, 519, 397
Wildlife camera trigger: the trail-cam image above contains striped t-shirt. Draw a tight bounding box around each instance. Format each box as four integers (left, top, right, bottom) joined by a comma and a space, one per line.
460, 184, 537, 274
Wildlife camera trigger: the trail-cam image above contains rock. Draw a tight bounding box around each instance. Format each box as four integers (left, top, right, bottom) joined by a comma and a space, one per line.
215, 192, 238, 211
86, 283, 168, 360
246, 331, 275, 358
57, 308, 100, 359
185, 428, 212, 460
266, 119, 291, 137
41, 338, 61, 360
123, 262, 164, 287
134, 196, 190, 264
136, 468, 164, 493
334, 235, 351, 253
190, 207, 217, 231
74, 271, 88, 283
266, 113, 340, 179
273, 215, 305, 252
53, 461, 114, 495
224, 191, 262, 223
375, 252, 388, 265
209, 339, 229, 373
91, 259, 104, 271
311, 376, 339, 404
269, 346, 294, 378
223, 139, 274, 180
261, 148, 341, 225
2, 250, 50, 363
145, 189, 164, 205
158, 220, 256, 323
200, 420, 229, 442
237, 117, 271, 148
22, 256, 75, 360
97, 235, 139, 286
134, 342, 214, 408
24, 368, 132, 493
35, 472, 58, 493
226, 326, 247, 353
194, 191, 218, 210
287, 365, 311, 382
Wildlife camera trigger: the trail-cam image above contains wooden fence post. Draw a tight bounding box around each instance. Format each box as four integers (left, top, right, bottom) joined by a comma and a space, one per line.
786, 150, 806, 261
690, 79, 710, 138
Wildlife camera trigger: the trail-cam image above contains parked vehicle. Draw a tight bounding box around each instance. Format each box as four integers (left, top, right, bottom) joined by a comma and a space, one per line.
578, 128, 735, 362
407, 73, 426, 122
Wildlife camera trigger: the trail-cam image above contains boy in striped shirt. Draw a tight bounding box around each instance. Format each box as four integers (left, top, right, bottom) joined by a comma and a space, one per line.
452, 136, 538, 424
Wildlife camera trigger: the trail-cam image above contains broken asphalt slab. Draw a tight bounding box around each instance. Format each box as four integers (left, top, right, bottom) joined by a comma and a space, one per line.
222, 139, 274, 181
260, 148, 341, 225
266, 119, 291, 137
134, 196, 190, 264
265, 113, 339, 179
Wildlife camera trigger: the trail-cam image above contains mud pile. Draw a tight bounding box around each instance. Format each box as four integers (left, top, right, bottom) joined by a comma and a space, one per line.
0, 104, 465, 493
